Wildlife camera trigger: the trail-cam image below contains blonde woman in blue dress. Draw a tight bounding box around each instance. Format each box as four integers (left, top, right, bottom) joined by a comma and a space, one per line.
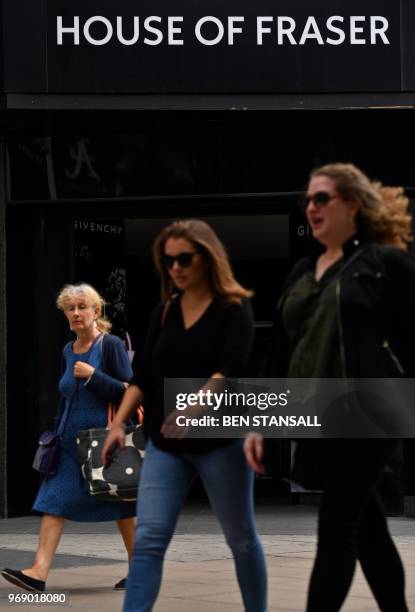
1, 284, 135, 593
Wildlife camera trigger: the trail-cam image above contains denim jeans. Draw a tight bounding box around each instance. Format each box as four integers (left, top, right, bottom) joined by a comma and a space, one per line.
123, 439, 267, 612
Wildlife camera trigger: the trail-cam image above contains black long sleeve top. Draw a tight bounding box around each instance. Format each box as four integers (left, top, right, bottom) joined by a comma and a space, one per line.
132, 296, 254, 453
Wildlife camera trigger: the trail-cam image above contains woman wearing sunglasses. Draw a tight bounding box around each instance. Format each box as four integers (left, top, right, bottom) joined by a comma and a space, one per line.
102, 219, 267, 612
245, 163, 414, 611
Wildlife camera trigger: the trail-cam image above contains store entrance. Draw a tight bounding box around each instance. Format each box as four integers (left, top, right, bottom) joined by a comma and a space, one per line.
7, 192, 409, 515
7, 195, 306, 515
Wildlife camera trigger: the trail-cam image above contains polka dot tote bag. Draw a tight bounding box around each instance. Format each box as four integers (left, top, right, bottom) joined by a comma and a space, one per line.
77, 418, 146, 502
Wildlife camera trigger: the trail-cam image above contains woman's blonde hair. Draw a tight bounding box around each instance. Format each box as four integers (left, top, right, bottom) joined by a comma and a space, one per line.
153, 219, 253, 304
311, 163, 412, 250
56, 283, 111, 333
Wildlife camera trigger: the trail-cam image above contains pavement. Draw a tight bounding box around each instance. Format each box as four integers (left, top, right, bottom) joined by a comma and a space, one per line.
0, 501, 414, 611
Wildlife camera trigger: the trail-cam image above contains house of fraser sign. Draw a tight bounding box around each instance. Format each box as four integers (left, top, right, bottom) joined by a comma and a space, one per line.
2, 0, 415, 93
55, 15, 390, 47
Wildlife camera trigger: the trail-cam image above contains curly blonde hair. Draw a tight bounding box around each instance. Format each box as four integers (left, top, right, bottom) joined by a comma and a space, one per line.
56, 284, 111, 333
153, 219, 253, 304
311, 163, 412, 250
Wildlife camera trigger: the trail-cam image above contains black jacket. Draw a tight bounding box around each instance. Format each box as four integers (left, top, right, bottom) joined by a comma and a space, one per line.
267, 235, 415, 379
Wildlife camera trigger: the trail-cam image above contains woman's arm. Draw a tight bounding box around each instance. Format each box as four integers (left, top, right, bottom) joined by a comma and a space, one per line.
101, 303, 164, 463
101, 384, 144, 465
130, 302, 164, 396
160, 372, 225, 438
216, 300, 254, 378
244, 433, 266, 474
83, 335, 133, 403
385, 247, 415, 374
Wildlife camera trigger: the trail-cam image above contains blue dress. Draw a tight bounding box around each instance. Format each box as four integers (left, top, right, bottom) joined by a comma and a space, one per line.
33, 335, 136, 521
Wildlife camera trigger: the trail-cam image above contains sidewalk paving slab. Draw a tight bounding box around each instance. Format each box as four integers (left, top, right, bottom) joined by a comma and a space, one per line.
0, 503, 414, 611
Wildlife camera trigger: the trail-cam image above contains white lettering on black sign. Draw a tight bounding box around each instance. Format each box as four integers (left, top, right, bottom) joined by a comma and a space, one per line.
74, 220, 123, 235
56, 15, 390, 46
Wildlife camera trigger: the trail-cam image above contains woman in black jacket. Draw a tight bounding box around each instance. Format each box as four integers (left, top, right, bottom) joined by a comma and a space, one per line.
245, 163, 414, 611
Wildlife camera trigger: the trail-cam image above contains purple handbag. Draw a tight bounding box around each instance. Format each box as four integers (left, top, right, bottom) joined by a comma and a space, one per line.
32, 431, 62, 476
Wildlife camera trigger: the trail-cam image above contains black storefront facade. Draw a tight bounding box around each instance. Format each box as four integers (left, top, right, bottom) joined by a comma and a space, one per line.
1, 0, 415, 517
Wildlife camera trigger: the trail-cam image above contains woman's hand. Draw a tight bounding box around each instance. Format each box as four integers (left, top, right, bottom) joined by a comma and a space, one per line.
74, 361, 95, 379
244, 433, 266, 475
161, 373, 225, 439
161, 411, 190, 439
101, 425, 126, 466
101, 385, 143, 465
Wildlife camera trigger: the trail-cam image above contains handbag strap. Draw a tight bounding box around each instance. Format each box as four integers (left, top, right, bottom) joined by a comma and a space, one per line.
280, 247, 366, 360
107, 403, 116, 427
161, 300, 171, 327
56, 333, 103, 437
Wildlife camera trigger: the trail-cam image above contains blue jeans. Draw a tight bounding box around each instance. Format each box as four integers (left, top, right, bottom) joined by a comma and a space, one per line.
123, 439, 267, 612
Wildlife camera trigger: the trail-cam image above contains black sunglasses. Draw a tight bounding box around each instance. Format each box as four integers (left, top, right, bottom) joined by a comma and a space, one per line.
299, 191, 340, 212
163, 251, 199, 269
